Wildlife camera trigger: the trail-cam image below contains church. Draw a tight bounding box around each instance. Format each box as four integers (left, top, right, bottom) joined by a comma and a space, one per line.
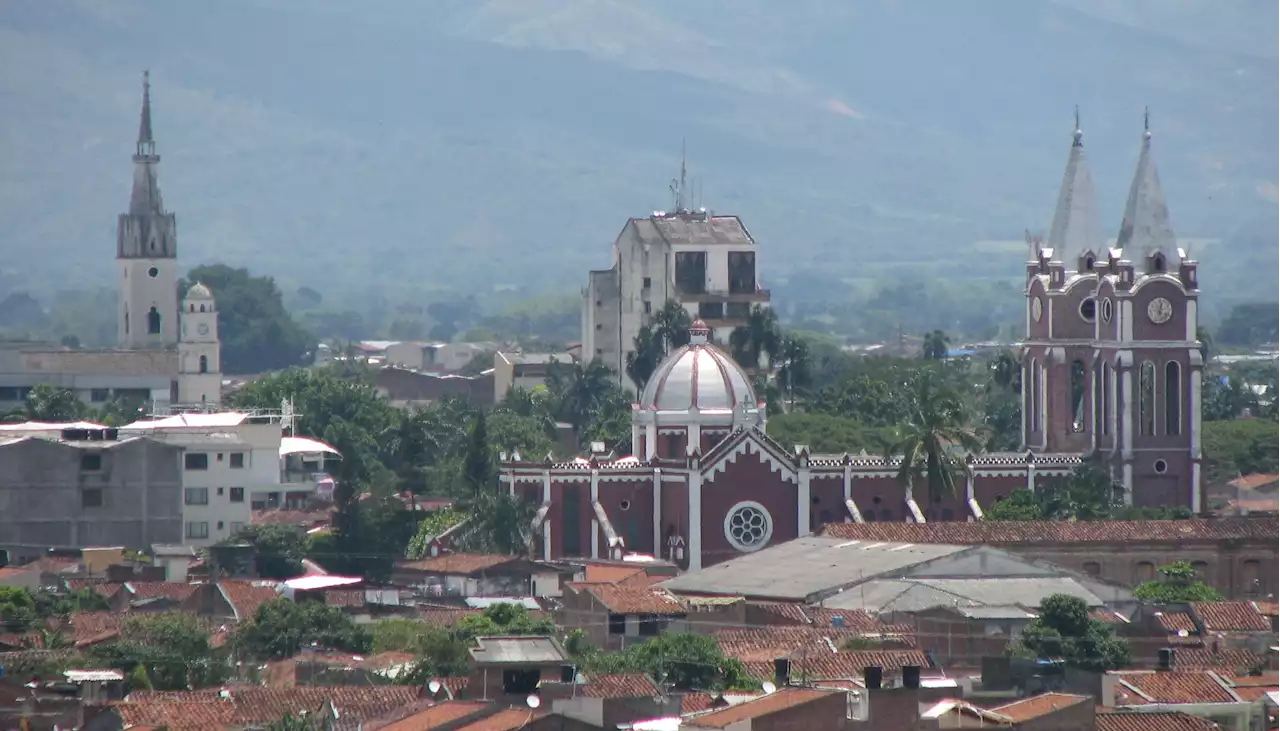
0, 73, 222, 412
499, 115, 1203, 571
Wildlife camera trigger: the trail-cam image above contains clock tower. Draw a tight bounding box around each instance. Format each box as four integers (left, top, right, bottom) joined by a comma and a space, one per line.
178, 282, 222, 406
1025, 112, 1201, 512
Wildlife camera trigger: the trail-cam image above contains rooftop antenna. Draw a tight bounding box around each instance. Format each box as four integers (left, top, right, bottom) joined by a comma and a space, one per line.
668, 138, 687, 213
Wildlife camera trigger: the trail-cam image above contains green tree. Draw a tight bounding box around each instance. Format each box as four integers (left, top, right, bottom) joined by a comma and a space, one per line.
94, 394, 147, 426
626, 324, 664, 392
576, 632, 752, 691
1011, 594, 1130, 672
882, 369, 985, 501
12, 384, 86, 423
775, 335, 812, 407
982, 490, 1047, 521
234, 599, 372, 661
178, 264, 315, 373
1133, 561, 1225, 603
405, 507, 468, 559
729, 305, 782, 371
921, 330, 951, 360
127, 664, 154, 693
463, 411, 495, 495
545, 359, 617, 442
452, 489, 537, 555
226, 524, 308, 580
87, 613, 226, 690
651, 300, 693, 351
0, 587, 38, 631
1216, 302, 1279, 347
765, 413, 895, 454
1202, 374, 1260, 421
1202, 418, 1279, 485
264, 712, 323, 731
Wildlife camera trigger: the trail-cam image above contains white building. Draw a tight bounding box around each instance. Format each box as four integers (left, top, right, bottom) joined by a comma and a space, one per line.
119, 411, 333, 547
582, 209, 770, 387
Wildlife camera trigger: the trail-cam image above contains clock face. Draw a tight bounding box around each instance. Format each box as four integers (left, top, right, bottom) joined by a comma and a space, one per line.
1032, 297, 1043, 322
1147, 297, 1173, 324
197, 323, 210, 336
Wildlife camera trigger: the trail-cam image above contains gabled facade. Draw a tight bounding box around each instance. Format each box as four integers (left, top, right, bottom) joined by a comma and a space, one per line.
1024, 113, 1201, 510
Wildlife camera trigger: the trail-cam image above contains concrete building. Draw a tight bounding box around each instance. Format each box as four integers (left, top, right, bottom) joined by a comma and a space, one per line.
582, 205, 770, 387
120, 411, 323, 547
493, 351, 575, 402
0, 428, 184, 561
0, 72, 222, 414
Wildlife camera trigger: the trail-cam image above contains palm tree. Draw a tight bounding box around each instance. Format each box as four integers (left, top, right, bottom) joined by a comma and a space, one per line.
775, 335, 811, 410
651, 300, 693, 351
626, 325, 664, 392
546, 359, 616, 441
921, 330, 951, 361
988, 349, 1021, 393
883, 369, 987, 502
729, 305, 782, 370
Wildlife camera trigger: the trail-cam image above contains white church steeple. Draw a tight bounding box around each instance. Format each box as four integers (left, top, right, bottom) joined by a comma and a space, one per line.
178, 282, 222, 406
118, 71, 179, 349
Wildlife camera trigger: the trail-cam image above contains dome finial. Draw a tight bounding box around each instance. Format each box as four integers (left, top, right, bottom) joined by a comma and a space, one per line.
689, 319, 710, 345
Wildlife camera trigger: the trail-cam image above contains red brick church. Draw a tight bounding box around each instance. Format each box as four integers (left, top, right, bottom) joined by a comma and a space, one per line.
500, 116, 1201, 571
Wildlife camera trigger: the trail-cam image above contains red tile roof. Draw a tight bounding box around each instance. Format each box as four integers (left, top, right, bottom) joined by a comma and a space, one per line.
218, 580, 282, 621
124, 581, 199, 602
684, 688, 834, 728
1155, 611, 1198, 634
570, 582, 686, 615
1227, 473, 1279, 490
743, 649, 931, 682
556, 673, 660, 698
1253, 601, 1279, 617
64, 580, 124, 598
1192, 601, 1271, 632
581, 564, 647, 584
0, 567, 36, 583
805, 608, 886, 632
397, 553, 523, 574
116, 686, 423, 731
417, 608, 483, 626
367, 700, 490, 731
251, 507, 334, 526
325, 589, 366, 607
1096, 710, 1224, 731
1171, 646, 1267, 672
451, 708, 545, 730
1113, 671, 1239, 704
818, 518, 1278, 545
752, 602, 812, 625
67, 612, 128, 646
991, 693, 1090, 722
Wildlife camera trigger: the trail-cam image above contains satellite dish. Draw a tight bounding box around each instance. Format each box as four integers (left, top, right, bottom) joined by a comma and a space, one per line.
428, 680, 442, 694
526, 694, 542, 709
761, 681, 777, 695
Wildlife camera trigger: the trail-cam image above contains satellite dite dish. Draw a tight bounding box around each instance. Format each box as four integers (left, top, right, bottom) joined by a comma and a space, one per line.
428, 680, 442, 694
526, 694, 542, 709
761, 681, 777, 695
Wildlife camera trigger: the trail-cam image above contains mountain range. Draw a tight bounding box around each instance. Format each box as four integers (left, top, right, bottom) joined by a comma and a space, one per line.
1, 0, 1275, 313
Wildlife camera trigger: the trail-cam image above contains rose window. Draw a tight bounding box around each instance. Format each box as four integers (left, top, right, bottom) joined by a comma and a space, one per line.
724, 501, 773, 552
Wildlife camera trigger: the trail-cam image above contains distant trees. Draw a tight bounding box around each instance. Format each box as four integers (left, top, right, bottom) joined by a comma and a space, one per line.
921, 330, 951, 360
178, 264, 314, 374
1011, 594, 1130, 672
233, 599, 372, 661
1216, 302, 1279, 347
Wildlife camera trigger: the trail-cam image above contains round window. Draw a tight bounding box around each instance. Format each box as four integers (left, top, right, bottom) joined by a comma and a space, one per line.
619, 500, 631, 511
1154, 459, 1168, 474
1101, 298, 1114, 323
724, 501, 773, 552
147, 266, 159, 278
1079, 297, 1097, 322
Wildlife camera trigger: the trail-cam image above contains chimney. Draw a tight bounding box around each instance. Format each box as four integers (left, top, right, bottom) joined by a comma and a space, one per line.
863, 666, 882, 691
1157, 648, 1174, 670
903, 665, 921, 689
773, 658, 792, 686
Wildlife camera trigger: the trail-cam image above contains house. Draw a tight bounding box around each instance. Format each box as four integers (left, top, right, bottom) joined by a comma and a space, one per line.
91, 686, 426, 731
493, 351, 576, 402
393, 553, 559, 598
466, 635, 573, 702
681, 687, 852, 730
1102, 669, 1274, 731
561, 579, 688, 651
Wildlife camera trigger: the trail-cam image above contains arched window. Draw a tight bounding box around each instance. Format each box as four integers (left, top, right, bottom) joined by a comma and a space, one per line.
1152, 253, 1166, 272
199, 355, 209, 374
1190, 561, 1209, 581
1242, 560, 1262, 596
1083, 562, 1101, 577
189, 304, 195, 312
199, 304, 206, 313
1101, 362, 1111, 436
147, 306, 161, 335
1165, 361, 1181, 435
1134, 561, 1156, 583
1070, 360, 1086, 432
1029, 358, 1039, 434
1139, 361, 1156, 436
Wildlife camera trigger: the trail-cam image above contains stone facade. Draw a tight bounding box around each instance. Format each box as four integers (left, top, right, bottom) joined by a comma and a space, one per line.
0, 435, 184, 560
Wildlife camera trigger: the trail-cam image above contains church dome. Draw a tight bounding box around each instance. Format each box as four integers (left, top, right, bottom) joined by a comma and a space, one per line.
640, 320, 756, 412
185, 282, 213, 300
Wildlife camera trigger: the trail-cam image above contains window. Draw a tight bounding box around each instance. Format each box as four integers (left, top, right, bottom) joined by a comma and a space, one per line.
80, 453, 103, 471
728, 251, 756, 294
674, 251, 707, 294
185, 487, 209, 506
726, 302, 750, 318
186, 522, 209, 539
90, 388, 111, 403
561, 486, 582, 556
1165, 361, 1181, 435
642, 277, 652, 289
697, 301, 724, 320
147, 306, 161, 335
184, 453, 209, 470
1153, 460, 1168, 474
1135, 561, 1156, 583
1083, 562, 1101, 576
1028, 358, 1039, 434
82, 488, 103, 508
199, 355, 208, 373
229, 487, 245, 503
216, 521, 224, 531
1079, 297, 1097, 322
1139, 361, 1156, 436
643, 300, 652, 314
230, 522, 245, 537
216, 487, 224, 496
608, 614, 626, 635
724, 501, 773, 552
1242, 560, 1262, 596
637, 614, 661, 636
230, 453, 245, 468
1070, 360, 1086, 433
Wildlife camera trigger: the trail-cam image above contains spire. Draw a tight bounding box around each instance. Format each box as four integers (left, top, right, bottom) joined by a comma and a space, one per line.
136, 71, 155, 157
129, 71, 164, 216
1115, 108, 1177, 266
1046, 108, 1102, 260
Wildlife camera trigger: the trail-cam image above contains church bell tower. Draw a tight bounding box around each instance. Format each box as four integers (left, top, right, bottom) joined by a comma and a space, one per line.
178, 282, 222, 405
118, 71, 179, 349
